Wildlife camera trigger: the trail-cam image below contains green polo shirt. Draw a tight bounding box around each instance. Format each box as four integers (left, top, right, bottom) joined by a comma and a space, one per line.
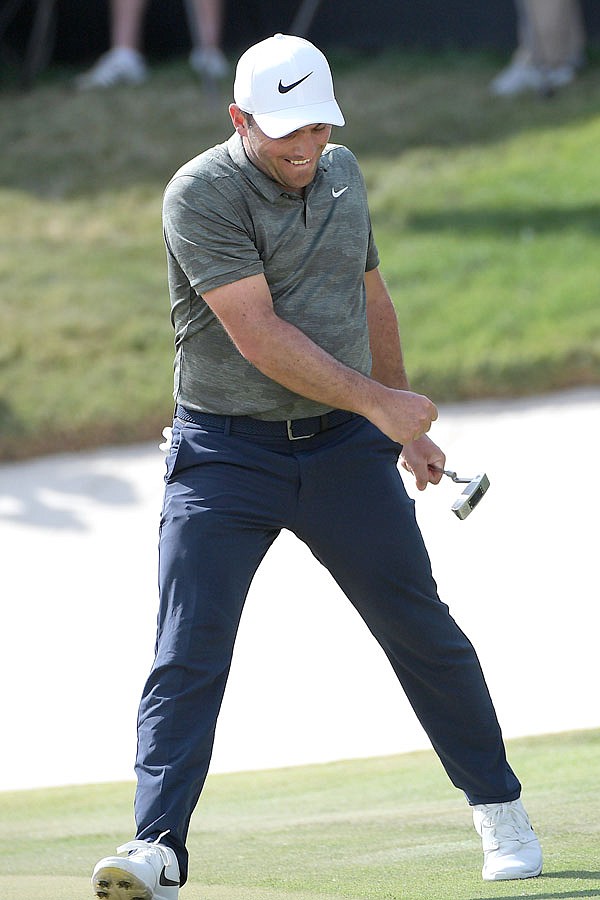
163, 133, 380, 420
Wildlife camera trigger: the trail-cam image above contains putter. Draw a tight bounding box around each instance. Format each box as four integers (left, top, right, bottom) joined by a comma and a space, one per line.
434, 468, 491, 520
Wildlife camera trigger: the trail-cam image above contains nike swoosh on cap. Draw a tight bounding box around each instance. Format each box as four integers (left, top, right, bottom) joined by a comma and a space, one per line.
278, 72, 313, 93
331, 186, 349, 198
159, 868, 180, 887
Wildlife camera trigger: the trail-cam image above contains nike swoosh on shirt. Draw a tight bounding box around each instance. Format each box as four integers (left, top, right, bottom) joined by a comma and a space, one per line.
331, 186, 349, 198
159, 868, 180, 887
278, 72, 313, 93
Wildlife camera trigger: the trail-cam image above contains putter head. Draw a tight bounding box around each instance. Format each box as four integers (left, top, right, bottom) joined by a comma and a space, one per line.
451, 473, 490, 520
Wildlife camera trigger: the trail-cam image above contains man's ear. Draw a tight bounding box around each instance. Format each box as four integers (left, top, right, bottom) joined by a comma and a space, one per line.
229, 104, 249, 136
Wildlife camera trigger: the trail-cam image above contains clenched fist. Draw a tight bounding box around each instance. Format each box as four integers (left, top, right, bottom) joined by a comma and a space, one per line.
369, 387, 438, 445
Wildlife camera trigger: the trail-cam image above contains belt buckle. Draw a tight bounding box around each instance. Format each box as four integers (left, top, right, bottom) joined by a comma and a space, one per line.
286, 419, 317, 440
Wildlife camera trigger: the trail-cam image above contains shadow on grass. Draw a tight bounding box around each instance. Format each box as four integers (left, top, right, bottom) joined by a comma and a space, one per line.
543, 872, 600, 879
469, 893, 600, 900
406, 204, 600, 235
0, 440, 140, 530
468, 871, 600, 900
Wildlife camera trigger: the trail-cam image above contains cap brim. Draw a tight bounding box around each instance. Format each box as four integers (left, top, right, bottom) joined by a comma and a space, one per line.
253, 99, 345, 139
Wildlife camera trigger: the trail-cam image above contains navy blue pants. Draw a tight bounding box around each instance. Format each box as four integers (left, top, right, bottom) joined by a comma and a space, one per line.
134, 412, 520, 883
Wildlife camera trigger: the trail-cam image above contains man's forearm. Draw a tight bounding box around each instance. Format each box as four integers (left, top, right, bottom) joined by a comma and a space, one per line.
365, 267, 410, 391
238, 307, 436, 444
241, 307, 386, 420
204, 271, 437, 444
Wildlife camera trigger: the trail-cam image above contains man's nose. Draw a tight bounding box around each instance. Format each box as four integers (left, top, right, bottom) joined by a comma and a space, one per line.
290, 136, 319, 158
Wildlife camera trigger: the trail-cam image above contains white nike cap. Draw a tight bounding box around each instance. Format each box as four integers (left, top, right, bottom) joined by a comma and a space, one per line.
233, 33, 345, 139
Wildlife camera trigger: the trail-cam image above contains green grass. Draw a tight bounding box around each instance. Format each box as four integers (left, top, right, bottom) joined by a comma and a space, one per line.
1, 50, 599, 459
1, 729, 599, 899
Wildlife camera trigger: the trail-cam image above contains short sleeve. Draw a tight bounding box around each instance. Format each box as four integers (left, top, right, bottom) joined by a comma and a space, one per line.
163, 174, 264, 295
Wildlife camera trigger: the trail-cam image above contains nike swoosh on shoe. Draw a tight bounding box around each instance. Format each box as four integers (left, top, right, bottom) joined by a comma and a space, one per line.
159, 867, 180, 887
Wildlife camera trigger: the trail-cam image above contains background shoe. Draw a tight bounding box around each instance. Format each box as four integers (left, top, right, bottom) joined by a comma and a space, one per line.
545, 65, 577, 90
91, 834, 180, 900
489, 62, 545, 96
490, 61, 577, 97
473, 798, 542, 881
76, 48, 147, 90
189, 46, 229, 80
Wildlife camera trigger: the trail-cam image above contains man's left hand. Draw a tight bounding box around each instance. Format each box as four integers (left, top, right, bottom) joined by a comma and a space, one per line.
400, 435, 446, 491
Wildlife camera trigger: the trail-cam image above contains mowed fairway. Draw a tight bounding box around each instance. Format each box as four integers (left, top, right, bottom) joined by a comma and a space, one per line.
1, 730, 598, 900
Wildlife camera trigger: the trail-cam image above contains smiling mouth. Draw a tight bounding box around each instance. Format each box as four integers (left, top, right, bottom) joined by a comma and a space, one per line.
288, 158, 311, 166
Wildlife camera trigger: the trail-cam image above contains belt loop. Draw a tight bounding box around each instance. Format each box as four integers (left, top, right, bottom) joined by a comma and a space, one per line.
320, 414, 328, 432
223, 416, 232, 436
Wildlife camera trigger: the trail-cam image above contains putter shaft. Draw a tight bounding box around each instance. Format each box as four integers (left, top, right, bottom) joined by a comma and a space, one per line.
431, 466, 472, 484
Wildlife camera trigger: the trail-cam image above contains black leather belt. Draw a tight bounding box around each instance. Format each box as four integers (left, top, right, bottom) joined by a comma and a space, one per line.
176, 404, 354, 440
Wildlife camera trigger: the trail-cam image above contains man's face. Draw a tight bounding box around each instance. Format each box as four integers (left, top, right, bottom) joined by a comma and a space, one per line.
233, 109, 332, 192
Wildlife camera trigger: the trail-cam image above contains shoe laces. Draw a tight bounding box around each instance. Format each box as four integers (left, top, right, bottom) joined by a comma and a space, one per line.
117, 830, 174, 866
478, 802, 533, 844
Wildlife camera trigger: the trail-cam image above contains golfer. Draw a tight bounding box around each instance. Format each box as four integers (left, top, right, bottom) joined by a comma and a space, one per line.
92, 33, 542, 900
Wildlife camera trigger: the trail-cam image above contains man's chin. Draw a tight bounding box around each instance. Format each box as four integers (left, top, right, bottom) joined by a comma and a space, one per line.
279, 163, 318, 189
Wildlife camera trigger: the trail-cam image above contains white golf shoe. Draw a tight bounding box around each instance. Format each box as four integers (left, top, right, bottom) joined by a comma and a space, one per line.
91, 833, 180, 900
473, 798, 542, 881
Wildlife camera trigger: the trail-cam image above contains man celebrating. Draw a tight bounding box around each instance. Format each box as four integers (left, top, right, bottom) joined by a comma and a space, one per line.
92, 33, 542, 899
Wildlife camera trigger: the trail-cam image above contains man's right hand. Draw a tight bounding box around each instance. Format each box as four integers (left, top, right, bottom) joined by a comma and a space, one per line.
369, 387, 438, 445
